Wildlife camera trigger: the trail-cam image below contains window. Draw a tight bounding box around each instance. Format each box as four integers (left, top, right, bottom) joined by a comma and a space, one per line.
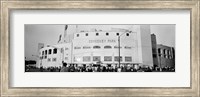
85, 33, 88, 36
125, 46, 131, 49
52, 58, 57, 62
153, 54, 157, 58
114, 46, 122, 49
77, 34, 79, 37
114, 56, 122, 62
167, 50, 169, 55
106, 33, 109, 36
48, 58, 51, 62
42, 51, 44, 55
44, 55, 47, 59
74, 47, 81, 49
116, 33, 119, 36
163, 49, 166, 54
126, 33, 129, 36
83, 46, 91, 49
45, 50, 47, 55
104, 56, 112, 61
83, 56, 91, 62
104, 46, 112, 49
158, 48, 161, 54
74, 56, 81, 62
125, 56, 132, 62
96, 33, 99, 36
93, 46, 101, 49
93, 56, 101, 61
48, 49, 52, 54
53, 48, 57, 54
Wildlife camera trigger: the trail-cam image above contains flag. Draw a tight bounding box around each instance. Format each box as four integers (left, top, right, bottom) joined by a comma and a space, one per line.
64, 25, 68, 42
58, 34, 62, 43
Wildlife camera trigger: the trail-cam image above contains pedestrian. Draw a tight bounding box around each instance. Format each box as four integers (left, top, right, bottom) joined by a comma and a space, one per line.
87, 66, 93, 72
97, 66, 101, 72
60, 63, 69, 72
40, 66, 43, 72
69, 64, 75, 72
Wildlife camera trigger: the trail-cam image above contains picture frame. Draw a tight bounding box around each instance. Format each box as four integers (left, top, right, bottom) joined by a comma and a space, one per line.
1, 0, 199, 96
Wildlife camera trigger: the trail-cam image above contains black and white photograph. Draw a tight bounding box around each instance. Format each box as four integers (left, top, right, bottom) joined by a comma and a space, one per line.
25, 24, 175, 72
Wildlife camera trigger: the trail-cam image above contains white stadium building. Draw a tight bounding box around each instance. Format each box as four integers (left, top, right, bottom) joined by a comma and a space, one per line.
37, 25, 153, 68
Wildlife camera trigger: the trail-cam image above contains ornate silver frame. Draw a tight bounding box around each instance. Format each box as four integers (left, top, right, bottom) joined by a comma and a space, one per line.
1, 0, 199, 96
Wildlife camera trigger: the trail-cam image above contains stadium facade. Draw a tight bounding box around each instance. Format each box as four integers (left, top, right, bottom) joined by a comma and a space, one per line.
36, 25, 174, 68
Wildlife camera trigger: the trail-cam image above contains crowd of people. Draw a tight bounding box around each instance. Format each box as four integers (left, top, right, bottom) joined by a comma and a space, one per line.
25, 62, 175, 72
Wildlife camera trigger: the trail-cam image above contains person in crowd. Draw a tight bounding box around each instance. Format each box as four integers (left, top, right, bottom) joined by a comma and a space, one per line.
92, 66, 96, 72
74, 65, 79, 72
114, 66, 118, 72
121, 66, 126, 72
97, 66, 101, 72
81, 65, 86, 72
102, 66, 106, 72
99, 66, 103, 72
60, 63, 69, 72
94, 66, 98, 72
40, 66, 43, 72
87, 66, 93, 72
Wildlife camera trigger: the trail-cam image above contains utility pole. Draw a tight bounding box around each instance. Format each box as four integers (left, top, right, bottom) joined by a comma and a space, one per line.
118, 36, 120, 68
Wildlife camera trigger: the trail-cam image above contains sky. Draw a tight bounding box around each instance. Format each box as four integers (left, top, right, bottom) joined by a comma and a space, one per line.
25, 24, 175, 60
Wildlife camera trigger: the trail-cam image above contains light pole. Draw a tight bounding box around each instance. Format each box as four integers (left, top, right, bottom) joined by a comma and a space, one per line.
118, 31, 133, 68
159, 54, 162, 72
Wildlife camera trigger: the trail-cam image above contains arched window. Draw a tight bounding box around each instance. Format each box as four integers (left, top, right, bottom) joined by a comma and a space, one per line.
93, 46, 101, 49
114, 46, 122, 48
48, 49, 52, 54
42, 51, 44, 55
53, 48, 57, 54
104, 46, 112, 49
163, 49, 167, 58
158, 48, 161, 54
83, 46, 91, 49
74, 47, 81, 49
45, 50, 47, 55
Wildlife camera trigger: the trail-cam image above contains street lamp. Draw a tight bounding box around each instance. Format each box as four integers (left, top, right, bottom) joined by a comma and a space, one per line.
118, 31, 133, 68
159, 54, 162, 72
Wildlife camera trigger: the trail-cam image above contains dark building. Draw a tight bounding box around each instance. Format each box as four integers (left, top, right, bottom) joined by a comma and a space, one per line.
151, 34, 175, 69
151, 34, 159, 67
